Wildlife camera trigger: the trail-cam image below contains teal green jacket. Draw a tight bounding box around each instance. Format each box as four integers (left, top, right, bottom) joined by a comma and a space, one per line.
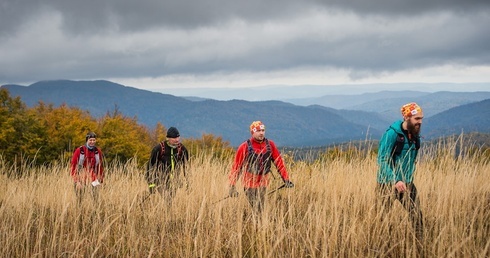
377, 120, 420, 184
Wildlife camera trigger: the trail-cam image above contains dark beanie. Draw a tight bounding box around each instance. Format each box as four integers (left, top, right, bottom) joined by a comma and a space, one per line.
85, 132, 97, 142
166, 127, 180, 138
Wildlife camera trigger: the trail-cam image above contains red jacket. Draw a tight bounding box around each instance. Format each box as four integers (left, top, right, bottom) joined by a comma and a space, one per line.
70, 145, 104, 184
229, 138, 289, 188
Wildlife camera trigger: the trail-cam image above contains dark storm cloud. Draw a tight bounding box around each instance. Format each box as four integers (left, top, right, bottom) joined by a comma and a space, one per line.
1, 0, 489, 85
3, 0, 489, 34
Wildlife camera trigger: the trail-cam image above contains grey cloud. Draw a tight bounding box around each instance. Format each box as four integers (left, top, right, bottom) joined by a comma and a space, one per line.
1, 0, 309, 35
1, 0, 489, 84
321, 0, 490, 16
4, 0, 490, 35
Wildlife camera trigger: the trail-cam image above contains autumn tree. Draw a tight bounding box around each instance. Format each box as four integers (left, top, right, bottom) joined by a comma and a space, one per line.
0, 89, 236, 169
0, 89, 45, 166
149, 122, 167, 144
183, 133, 234, 162
33, 102, 98, 163
98, 108, 152, 166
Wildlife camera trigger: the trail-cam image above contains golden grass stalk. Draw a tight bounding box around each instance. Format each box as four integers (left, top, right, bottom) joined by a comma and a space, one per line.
0, 138, 489, 257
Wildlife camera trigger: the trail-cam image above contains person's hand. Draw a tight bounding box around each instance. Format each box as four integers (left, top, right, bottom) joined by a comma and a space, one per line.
229, 185, 239, 197
395, 181, 406, 193
148, 183, 156, 194
284, 180, 294, 188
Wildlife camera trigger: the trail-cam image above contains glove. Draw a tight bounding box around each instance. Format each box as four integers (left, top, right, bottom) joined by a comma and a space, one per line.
284, 180, 294, 188
229, 185, 239, 198
149, 183, 156, 194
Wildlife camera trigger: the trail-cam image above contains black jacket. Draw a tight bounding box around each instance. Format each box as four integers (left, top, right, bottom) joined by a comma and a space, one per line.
146, 141, 189, 185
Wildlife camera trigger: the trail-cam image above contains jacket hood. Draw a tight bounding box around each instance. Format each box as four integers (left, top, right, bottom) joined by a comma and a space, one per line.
389, 120, 404, 134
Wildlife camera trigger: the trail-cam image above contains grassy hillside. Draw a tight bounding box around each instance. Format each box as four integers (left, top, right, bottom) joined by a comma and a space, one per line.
1, 139, 489, 257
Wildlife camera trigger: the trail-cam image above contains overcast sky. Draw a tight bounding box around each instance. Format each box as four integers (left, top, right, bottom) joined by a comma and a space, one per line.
1, 0, 490, 95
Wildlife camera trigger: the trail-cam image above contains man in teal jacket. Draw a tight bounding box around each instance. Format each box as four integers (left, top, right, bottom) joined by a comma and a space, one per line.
376, 102, 424, 253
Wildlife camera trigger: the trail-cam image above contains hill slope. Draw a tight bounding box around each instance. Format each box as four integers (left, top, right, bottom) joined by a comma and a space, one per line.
2, 80, 379, 147
3, 80, 489, 146
424, 99, 490, 137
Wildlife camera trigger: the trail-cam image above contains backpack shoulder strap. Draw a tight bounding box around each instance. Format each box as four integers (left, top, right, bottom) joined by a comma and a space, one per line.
78, 146, 86, 166
246, 139, 271, 153
177, 143, 183, 156
388, 126, 404, 157
392, 132, 405, 157
265, 138, 271, 152
246, 139, 253, 155
159, 141, 166, 160
414, 136, 421, 150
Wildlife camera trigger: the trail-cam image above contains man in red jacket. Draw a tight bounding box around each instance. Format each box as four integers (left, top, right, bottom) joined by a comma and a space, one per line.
70, 132, 104, 203
228, 121, 294, 213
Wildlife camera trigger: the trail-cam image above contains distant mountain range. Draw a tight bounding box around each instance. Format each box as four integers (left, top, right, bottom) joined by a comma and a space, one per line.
164, 82, 490, 102
2, 80, 490, 147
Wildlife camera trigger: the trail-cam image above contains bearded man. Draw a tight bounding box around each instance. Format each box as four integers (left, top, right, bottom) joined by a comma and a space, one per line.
228, 121, 294, 214
375, 102, 425, 255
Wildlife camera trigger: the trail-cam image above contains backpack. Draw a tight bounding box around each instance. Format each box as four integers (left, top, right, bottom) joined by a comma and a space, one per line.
159, 141, 183, 160
390, 130, 420, 167
245, 139, 272, 175
77, 145, 101, 169
391, 133, 405, 157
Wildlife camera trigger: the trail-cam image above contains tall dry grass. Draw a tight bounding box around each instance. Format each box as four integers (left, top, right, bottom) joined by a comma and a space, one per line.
0, 139, 489, 257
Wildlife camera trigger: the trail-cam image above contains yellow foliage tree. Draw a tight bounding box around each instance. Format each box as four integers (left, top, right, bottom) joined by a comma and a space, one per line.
98, 107, 152, 167
33, 102, 98, 163
149, 122, 167, 144
183, 133, 234, 162
0, 89, 46, 166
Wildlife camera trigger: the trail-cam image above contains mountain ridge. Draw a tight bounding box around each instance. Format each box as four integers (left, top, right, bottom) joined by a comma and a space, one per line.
2, 80, 489, 147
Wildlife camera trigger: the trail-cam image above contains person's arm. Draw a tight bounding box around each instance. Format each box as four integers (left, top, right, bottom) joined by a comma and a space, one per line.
146, 145, 160, 184
228, 143, 247, 197
377, 130, 398, 183
70, 147, 81, 183
228, 143, 247, 186
269, 140, 289, 182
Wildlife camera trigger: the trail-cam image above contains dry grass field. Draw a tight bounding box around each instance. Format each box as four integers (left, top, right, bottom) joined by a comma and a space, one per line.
1, 139, 489, 257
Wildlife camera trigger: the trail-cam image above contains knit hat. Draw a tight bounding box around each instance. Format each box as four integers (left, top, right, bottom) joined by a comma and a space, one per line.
401, 102, 423, 118
250, 121, 265, 134
85, 132, 97, 142
166, 127, 180, 138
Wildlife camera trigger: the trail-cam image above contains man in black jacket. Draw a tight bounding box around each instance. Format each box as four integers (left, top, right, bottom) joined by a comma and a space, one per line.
146, 127, 189, 202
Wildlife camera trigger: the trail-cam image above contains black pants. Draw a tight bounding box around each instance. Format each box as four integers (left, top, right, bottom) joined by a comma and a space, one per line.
150, 172, 188, 205
245, 187, 267, 214
376, 183, 424, 251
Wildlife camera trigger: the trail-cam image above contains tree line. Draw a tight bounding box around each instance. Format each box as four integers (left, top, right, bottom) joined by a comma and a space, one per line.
0, 88, 234, 169
3, 87, 489, 174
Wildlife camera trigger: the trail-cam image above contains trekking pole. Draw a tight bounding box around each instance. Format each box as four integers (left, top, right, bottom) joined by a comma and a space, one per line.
138, 184, 161, 209
268, 184, 286, 195
140, 191, 151, 204
212, 196, 231, 205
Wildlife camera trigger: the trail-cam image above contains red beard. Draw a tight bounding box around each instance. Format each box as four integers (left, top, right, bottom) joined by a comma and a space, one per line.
407, 121, 421, 137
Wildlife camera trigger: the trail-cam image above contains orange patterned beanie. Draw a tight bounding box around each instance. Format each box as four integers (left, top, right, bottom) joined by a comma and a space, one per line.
250, 121, 265, 133
401, 102, 422, 118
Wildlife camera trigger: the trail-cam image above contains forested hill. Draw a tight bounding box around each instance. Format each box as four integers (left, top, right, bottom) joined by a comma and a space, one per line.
2, 80, 490, 147
423, 99, 490, 138
2, 80, 380, 147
